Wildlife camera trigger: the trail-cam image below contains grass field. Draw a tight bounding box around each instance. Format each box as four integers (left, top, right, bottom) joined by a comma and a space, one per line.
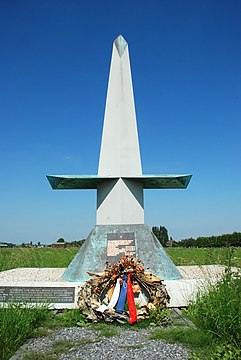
0, 246, 240, 360
166, 246, 241, 267
0, 246, 240, 271
0, 248, 78, 272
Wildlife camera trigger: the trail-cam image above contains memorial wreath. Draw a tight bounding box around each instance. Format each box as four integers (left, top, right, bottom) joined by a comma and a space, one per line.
77, 256, 170, 324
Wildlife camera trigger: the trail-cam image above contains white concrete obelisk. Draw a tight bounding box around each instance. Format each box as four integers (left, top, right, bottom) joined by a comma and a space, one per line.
47, 35, 192, 281
97, 35, 144, 225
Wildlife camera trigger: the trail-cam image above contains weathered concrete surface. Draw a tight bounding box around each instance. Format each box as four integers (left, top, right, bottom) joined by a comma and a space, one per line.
97, 35, 143, 224
98, 35, 142, 178
62, 224, 182, 282
97, 179, 144, 225
0, 265, 234, 309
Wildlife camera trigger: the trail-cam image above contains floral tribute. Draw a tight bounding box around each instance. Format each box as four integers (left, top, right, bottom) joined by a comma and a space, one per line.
77, 256, 170, 324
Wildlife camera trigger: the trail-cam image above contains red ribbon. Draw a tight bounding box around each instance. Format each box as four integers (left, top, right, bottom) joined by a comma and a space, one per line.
127, 273, 137, 325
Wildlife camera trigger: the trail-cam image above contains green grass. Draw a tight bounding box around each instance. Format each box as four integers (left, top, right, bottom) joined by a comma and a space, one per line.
149, 263, 241, 359
52, 338, 99, 354
29, 309, 90, 333
150, 327, 215, 359
166, 246, 241, 267
1, 246, 240, 272
23, 352, 57, 360
119, 344, 144, 349
91, 322, 120, 337
150, 325, 241, 359
0, 247, 79, 271
187, 268, 241, 346
0, 303, 49, 360
0, 307, 98, 360
23, 338, 101, 360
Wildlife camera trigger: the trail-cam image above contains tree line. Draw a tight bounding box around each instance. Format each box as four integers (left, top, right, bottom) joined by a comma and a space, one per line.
152, 226, 241, 248
177, 232, 241, 248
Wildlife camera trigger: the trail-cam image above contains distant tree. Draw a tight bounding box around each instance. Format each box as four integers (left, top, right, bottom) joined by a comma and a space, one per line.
66, 239, 85, 247
37, 241, 41, 246
152, 226, 169, 247
57, 238, 65, 243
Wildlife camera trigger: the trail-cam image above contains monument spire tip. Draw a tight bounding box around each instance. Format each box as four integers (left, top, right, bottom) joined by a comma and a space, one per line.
114, 35, 128, 57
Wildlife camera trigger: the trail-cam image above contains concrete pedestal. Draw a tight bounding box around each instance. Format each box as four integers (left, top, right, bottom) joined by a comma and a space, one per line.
0, 265, 233, 309
62, 224, 182, 282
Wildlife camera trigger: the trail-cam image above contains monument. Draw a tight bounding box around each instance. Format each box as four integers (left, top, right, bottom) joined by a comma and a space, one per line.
47, 35, 192, 282
0, 36, 229, 310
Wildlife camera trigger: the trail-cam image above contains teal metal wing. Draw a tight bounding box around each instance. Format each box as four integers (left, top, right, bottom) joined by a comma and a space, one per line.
124, 174, 192, 189
47, 174, 192, 190
46, 175, 118, 189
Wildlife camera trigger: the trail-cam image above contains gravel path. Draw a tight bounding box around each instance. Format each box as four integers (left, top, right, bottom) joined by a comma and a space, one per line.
11, 326, 189, 360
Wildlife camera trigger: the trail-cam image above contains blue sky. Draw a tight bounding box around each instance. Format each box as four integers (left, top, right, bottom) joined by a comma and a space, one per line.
0, 0, 240, 244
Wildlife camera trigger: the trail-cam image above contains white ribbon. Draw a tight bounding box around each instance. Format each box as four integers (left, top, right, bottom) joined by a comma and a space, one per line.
96, 278, 121, 313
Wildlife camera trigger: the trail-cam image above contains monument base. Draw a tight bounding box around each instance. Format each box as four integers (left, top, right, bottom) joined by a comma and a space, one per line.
0, 266, 232, 308
62, 224, 182, 282
0, 268, 83, 309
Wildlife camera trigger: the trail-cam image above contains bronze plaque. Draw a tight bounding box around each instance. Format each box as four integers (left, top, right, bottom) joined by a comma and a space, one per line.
0, 286, 75, 303
106, 232, 136, 263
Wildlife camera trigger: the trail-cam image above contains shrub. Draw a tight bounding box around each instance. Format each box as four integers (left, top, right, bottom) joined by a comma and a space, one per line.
0, 303, 49, 360
149, 307, 171, 326
187, 267, 241, 346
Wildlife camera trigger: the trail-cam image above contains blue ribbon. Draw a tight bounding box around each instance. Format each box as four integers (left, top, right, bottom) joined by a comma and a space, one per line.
115, 275, 127, 314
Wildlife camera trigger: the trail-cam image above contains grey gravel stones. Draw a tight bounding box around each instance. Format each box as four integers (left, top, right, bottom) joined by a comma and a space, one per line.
11, 326, 189, 360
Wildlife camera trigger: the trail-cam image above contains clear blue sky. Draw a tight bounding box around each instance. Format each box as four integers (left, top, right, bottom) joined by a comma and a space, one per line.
0, 0, 240, 244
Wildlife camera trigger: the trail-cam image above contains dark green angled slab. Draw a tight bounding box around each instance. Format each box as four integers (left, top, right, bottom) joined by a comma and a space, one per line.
47, 174, 192, 190
125, 174, 192, 189
46, 175, 119, 189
